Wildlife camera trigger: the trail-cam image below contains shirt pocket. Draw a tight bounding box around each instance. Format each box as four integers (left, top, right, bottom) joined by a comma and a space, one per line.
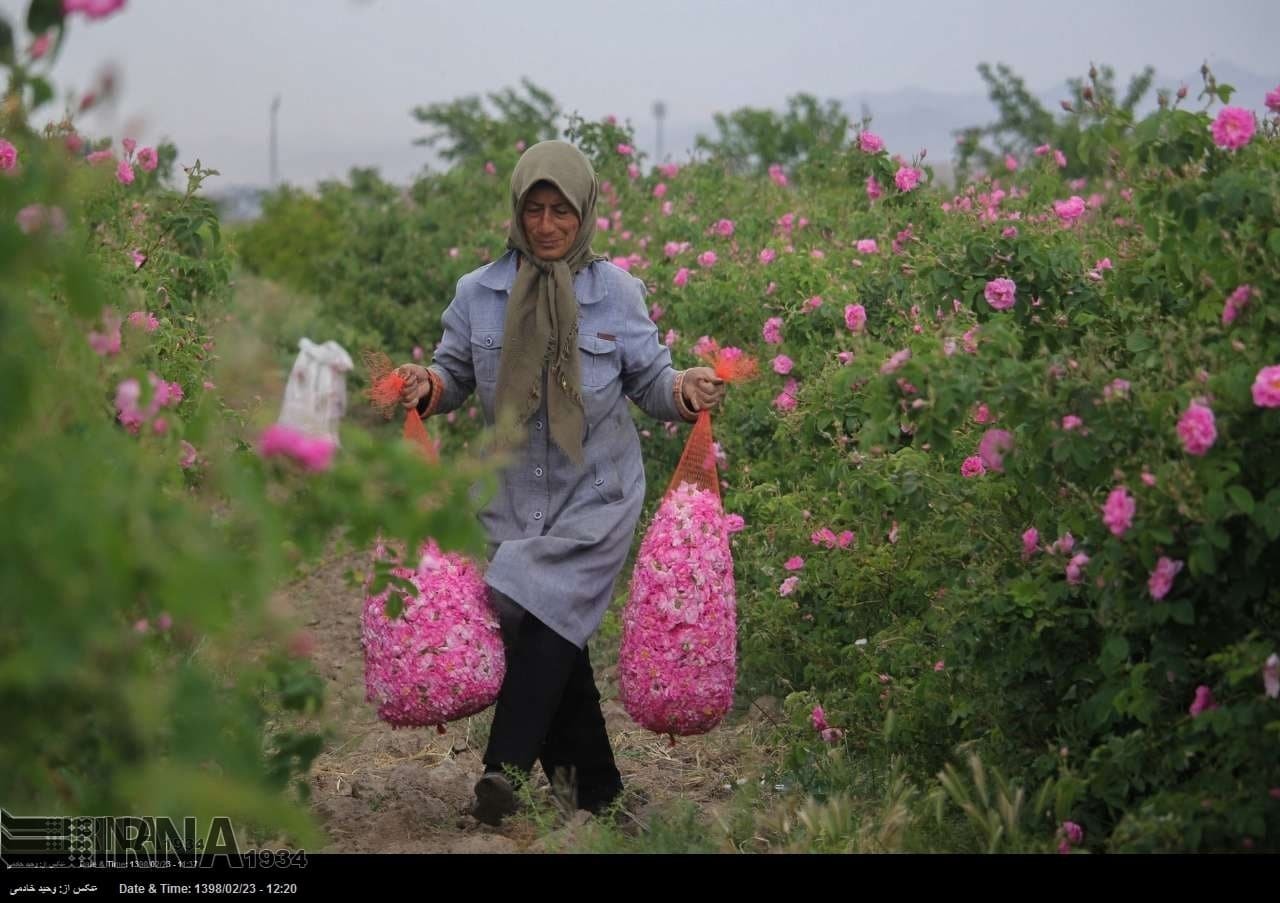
577, 332, 621, 389
471, 330, 504, 384
591, 458, 624, 504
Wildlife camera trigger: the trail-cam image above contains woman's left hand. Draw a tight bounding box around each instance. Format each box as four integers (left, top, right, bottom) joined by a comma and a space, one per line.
682, 366, 727, 412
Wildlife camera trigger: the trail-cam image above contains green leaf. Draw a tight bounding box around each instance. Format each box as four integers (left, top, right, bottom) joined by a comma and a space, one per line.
1126, 332, 1154, 352
1260, 490, 1280, 540
1168, 599, 1195, 625
0, 17, 14, 65
382, 593, 405, 620
1008, 576, 1040, 607
1189, 540, 1217, 576
29, 76, 53, 111
1203, 524, 1231, 550
26, 0, 64, 34
1100, 635, 1130, 673
1216, 83, 1235, 104
1268, 230, 1280, 258
1227, 485, 1254, 516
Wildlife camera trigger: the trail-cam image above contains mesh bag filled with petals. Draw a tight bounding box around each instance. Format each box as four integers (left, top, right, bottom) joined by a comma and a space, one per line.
362, 538, 505, 730
619, 347, 756, 737
358, 352, 503, 730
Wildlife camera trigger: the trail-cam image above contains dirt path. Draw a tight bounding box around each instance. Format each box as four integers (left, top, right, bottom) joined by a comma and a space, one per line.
271, 545, 774, 853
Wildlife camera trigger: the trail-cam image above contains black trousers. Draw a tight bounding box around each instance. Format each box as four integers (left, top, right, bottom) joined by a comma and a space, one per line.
483, 593, 623, 812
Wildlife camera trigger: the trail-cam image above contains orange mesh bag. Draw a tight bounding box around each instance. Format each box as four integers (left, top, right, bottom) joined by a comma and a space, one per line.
358, 350, 504, 731
620, 347, 757, 740
663, 347, 758, 498
362, 350, 438, 462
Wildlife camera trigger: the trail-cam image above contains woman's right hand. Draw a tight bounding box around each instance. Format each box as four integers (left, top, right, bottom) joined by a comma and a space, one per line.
395, 364, 431, 410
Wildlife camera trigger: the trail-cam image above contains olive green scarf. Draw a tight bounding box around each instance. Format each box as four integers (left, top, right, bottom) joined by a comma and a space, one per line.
495, 140, 606, 468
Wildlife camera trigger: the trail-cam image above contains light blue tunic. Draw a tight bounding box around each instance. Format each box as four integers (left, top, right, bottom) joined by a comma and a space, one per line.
424, 250, 690, 648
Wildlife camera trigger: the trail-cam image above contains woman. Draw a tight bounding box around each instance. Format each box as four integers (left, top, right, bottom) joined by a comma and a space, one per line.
395, 140, 726, 825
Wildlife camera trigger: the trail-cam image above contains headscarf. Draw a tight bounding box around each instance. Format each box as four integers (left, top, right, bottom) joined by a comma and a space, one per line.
494, 140, 606, 467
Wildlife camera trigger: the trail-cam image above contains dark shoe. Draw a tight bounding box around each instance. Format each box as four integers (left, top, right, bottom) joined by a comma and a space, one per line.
471, 772, 517, 826
577, 780, 625, 815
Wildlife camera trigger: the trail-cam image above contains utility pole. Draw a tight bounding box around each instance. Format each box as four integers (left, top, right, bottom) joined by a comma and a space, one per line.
269, 95, 281, 187
652, 100, 666, 163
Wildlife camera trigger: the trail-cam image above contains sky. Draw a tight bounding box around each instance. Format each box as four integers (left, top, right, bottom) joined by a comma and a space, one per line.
5, 0, 1277, 189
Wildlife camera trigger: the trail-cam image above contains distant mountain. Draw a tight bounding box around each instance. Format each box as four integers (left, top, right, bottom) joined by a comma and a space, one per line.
206, 184, 267, 223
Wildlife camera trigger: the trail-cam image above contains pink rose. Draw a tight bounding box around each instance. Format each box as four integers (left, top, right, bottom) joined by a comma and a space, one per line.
1263, 653, 1279, 700
772, 354, 794, 375
1176, 401, 1216, 456
1221, 284, 1256, 325
961, 455, 986, 478
894, 166, 922, 192
63, 0, 127, 19
779, 576, 800, 596
762, 317, 783, 345
29, 32, 52, 59
0, 139, 17, 171
984, 278, 1017, 310
1053, 196, 1086, 225
865, 175, 883, 201
880, 349, 911, 375
843, 303, 867, 333
1065, 553, 1090, 585
1250, 365, 1280, 408
697, 250, 717, 268
127, 310, 160, 332
1210, 106, 1256, 150
672, 267, 689, 287
858, 131, 884, 153
978, 429, 1014, 473
1021, 527, 1039, 560
692, 335, 719, 358
1147, 557, 1183, 601
773, 379, 798, 413
1101, 486, 1136, 537
784, 556, 805, 571
89, 308, 123, 356
1188, 685, 1218, 718
758, 248, 776, 264
257, 423, 337, 472
1061, 821, 1084, 846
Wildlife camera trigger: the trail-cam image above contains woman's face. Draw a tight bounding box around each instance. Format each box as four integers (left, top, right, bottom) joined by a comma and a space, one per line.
521, 183, 581, 261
